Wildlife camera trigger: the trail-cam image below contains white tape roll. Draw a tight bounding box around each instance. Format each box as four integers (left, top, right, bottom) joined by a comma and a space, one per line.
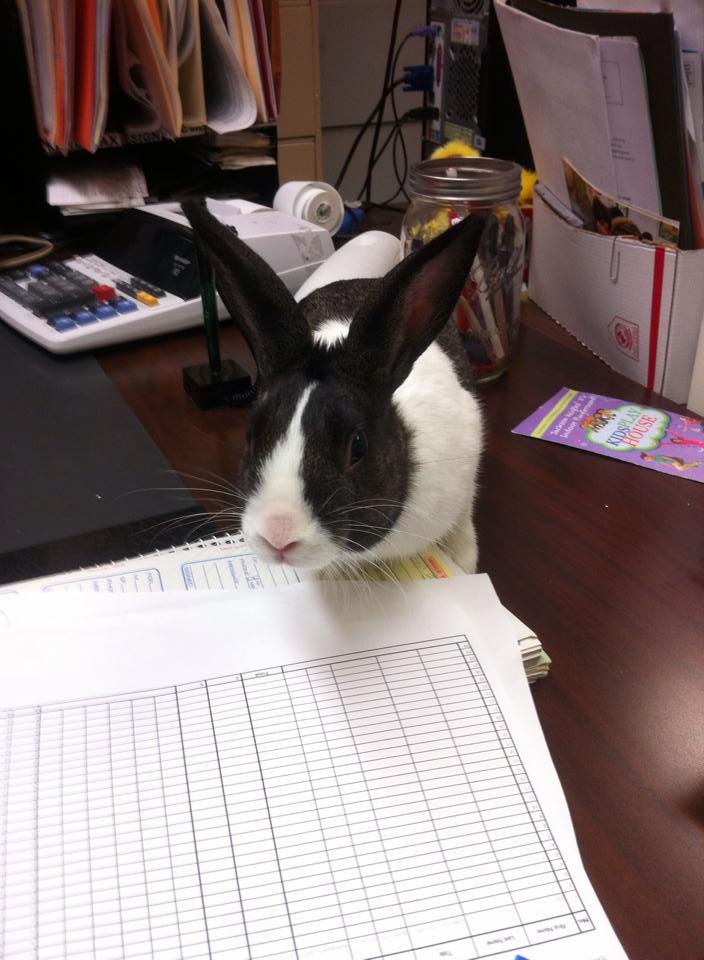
273, 180, 345, 235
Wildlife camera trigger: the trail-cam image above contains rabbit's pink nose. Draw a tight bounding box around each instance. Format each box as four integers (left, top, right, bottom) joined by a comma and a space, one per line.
261, 515, 301, 553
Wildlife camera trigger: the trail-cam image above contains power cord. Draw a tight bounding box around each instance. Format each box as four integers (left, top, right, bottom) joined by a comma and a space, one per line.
334, 77, 406, 193
361, 106, 439, 208
335, 25, 438, 205
364, 0, 403, 206
344, 25, 438, 206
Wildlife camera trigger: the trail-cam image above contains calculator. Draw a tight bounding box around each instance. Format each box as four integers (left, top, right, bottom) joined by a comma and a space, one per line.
0, 203, 334, 354
0, 254, 203, 354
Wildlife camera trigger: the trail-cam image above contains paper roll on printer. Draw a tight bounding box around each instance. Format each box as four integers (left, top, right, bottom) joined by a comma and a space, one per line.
273, 181, 345, 235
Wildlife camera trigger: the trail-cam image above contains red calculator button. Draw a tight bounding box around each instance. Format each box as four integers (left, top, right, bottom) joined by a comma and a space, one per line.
91, 284, 117, 301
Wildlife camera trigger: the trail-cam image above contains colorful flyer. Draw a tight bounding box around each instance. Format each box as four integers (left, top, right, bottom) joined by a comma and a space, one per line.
562, 157, 680, 248
513, 387, 704, 483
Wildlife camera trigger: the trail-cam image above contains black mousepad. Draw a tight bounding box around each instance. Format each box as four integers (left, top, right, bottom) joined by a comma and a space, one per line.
0, 322, 198, 556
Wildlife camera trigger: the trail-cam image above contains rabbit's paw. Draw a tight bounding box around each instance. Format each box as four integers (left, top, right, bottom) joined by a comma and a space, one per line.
442, 521, 479, 575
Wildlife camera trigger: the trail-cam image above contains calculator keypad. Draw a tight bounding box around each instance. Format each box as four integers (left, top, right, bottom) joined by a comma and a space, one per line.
0, 261, 166, 333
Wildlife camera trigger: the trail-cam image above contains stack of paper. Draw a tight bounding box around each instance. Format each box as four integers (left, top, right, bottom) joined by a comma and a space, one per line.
15, 0, 277, 152
188, 129, 277, 170
499, 0, 704, 249
4, 533, 551, 683
0, 576, 625, 959
46, 155, 149, 214
495, 0, 704, 407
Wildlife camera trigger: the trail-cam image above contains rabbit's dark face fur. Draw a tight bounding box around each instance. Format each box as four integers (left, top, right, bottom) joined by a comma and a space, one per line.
181, 201, 485, 571
240, 362, 412, 567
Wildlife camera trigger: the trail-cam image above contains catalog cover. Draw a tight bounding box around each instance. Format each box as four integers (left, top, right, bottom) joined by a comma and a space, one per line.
513, 387, 704, 482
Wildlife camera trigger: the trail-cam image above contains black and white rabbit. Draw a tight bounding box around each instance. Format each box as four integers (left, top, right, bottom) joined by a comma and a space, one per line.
182, 201, 485, 574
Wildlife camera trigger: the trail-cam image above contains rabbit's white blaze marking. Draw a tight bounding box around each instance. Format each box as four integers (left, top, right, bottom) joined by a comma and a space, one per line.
254, 385, 313, 530
313, 319, 352, 347
242, 385, 338, 567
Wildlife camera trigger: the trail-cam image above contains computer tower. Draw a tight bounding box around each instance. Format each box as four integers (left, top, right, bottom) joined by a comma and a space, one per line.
424, 0, 533, 169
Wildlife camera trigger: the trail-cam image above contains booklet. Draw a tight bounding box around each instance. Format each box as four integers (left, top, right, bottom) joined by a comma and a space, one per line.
563, 158, 680, 248
513, 387, 704, 482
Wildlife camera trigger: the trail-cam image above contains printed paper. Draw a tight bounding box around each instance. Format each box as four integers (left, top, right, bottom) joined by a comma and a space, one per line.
513, 387, 704, 482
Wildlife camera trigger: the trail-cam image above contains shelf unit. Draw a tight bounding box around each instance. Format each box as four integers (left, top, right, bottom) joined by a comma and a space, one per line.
0, 1, 323, 233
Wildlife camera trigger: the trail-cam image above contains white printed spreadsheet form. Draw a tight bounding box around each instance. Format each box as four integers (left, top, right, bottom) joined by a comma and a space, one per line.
1, 635, 590, 960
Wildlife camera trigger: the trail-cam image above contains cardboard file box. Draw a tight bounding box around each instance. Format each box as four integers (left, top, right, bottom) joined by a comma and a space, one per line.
529, 190, 704, 404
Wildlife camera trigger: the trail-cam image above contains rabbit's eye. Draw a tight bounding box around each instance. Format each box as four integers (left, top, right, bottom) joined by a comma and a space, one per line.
349, 429, 368, 466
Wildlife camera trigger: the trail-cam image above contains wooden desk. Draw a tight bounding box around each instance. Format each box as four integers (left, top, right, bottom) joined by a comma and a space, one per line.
5, 297, 703, 959
95, 300, 704, 960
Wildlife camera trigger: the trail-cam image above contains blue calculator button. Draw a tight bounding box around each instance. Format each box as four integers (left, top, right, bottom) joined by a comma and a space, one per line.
95, 304, 118, 319
74, 309, 98, 325
115, 297, 138, 314
52, 316, 77, 332
28, 265, 49, 279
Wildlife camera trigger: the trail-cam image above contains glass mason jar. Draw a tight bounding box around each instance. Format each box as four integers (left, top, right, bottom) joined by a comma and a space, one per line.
402, 157, 526, 383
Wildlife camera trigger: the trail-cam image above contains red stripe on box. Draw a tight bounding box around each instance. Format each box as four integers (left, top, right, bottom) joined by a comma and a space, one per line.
647, 246, 666, 390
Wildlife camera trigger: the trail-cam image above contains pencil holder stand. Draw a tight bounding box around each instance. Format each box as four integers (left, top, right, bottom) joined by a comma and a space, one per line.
402, 157, 526, 383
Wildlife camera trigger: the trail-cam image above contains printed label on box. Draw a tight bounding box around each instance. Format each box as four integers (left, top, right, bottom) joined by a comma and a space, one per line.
608, 316, 640, 360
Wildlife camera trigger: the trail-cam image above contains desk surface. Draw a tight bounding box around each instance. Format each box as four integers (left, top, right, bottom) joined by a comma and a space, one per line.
7, 299, 704, 960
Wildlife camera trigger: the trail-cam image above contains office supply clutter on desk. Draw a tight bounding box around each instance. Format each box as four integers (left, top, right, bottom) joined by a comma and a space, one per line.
495, 0, 704, 405
0, 576, 626, 959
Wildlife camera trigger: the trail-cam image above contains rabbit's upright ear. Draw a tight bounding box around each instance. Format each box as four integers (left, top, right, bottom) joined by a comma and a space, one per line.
181, 200, 312, 382
339, 214, 486, 392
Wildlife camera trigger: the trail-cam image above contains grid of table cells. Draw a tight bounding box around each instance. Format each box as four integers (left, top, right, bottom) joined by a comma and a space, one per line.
0, 637, 594, 960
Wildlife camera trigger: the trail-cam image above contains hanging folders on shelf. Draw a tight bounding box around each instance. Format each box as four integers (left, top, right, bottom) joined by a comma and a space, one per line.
219, 0, 269, 122
198, 0, 257, 132
15, 0, 58, 149
250, 0, 278, 120
262, 0, 281, 110
52, 0, 75, 153
14, 0, 259, 148
112, 0, 183, 136
73, 0, 112, 151
177, 0, 208, 127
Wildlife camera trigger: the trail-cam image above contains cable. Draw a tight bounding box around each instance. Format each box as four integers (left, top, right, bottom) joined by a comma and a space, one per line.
374, 132, 409, 207
360, 30, 437, 205
359, 106, 438, 206
389, 34, 413, 203
356, 32, 411, 204
364, 0, 403, 205
0, 234, 54, 269
334, 77, 405, 192
358, 111, 411, 201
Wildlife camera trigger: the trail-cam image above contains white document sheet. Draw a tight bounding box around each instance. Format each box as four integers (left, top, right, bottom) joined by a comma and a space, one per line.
599, 36, 661, 211
0, 578, 628, 960
578, 0, 704, 57
495, 0, 617, 204
682, 48, 704, 185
